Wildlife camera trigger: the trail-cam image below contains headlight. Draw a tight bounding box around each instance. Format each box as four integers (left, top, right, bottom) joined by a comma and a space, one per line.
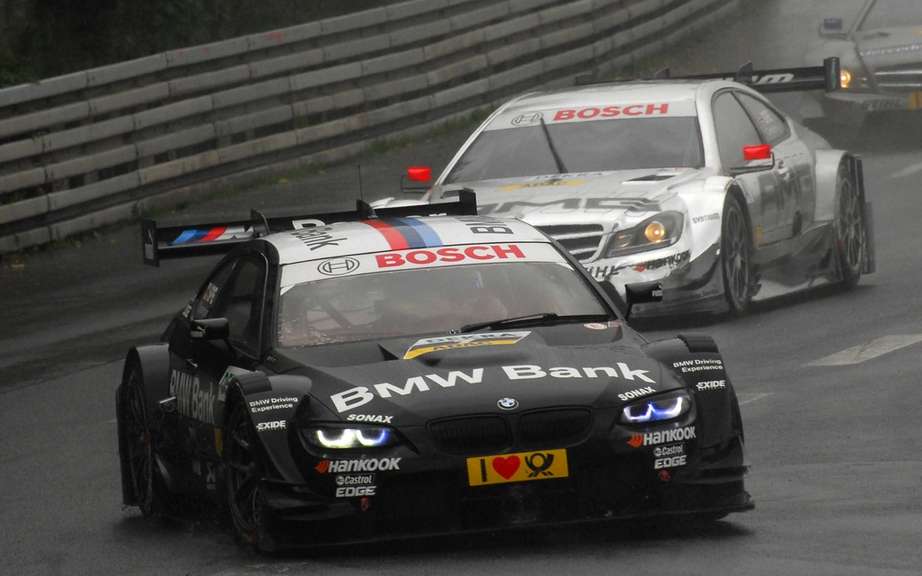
840, 68, 853, 89
620, 391, 691, 424
606, 212, 684, 258
304, 426, 397, 450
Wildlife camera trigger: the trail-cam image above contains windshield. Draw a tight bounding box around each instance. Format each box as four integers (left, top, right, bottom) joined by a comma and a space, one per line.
859, 0, 922, 29
444, 117, 702, 184
277, 261, 607, 348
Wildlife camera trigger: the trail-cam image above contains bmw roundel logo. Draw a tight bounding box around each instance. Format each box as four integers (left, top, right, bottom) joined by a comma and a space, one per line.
497, 397, 519, 411
318, 257, 360, 276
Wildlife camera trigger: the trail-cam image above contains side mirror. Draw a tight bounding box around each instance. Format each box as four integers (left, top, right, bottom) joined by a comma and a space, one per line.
625, 281, 663, 319
400, 165, 433, 194
743, 144, 772, 161
190, 317, 230, 341
600, 280, 663, 320
819, 17, 847, 38
730, 144, 775, 176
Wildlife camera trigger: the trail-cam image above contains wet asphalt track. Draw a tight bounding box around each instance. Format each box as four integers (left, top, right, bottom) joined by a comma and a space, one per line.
2, 1, 922, 574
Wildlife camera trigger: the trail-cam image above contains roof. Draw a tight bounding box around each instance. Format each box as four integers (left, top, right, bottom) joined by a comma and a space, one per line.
265, 215, 552, 265
484, 82, 702, 131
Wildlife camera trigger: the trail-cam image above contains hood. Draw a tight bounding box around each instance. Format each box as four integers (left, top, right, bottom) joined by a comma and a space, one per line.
289, 328, 679, 426
854, 26, 922, 71
439, 169, 700, 225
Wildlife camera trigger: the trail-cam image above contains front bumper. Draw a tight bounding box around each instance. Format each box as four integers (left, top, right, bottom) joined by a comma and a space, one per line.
584, 243, 725, 315
823, 90, 922, 114
257, 413, 751, 547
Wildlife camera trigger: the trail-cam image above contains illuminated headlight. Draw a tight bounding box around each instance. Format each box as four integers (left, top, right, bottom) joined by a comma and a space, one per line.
304, 426, 397, 449
606, 212, 684, 257
840, 68, 853, 89
620, 391, 691, 424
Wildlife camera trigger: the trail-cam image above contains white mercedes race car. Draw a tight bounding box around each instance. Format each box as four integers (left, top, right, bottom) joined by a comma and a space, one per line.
806, 0, 922, 122
383, 60, 875, 315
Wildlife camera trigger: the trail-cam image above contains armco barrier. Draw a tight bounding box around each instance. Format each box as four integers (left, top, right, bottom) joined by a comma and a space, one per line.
0, 0, 738, 254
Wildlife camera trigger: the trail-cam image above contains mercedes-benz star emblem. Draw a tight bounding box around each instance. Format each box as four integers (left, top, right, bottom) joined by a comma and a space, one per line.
497, 397, 519, 411
317, 257, 360, 276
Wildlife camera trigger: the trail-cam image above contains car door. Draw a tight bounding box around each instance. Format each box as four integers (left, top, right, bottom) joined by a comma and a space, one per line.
168, 257, 236, 429
168, 253, 267, 438
735, 91, 815, 241
712, 90, 781, 248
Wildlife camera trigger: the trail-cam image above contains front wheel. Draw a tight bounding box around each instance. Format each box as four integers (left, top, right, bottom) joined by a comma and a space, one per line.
721, 195, 753, 315
834, 162, 865, 289
224, 401, 275, 552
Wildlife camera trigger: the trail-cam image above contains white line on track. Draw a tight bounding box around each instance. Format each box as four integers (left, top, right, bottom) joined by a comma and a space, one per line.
738, 392, 772, 406
891, 161, 922, 180
806, 334, 922, 367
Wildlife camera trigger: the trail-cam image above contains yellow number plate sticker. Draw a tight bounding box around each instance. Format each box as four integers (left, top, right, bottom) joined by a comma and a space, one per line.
910, 92, 922, 110
466, 449, 569, 487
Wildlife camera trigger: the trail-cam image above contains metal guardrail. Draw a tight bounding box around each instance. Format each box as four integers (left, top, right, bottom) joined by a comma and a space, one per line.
0, 0, 736, 254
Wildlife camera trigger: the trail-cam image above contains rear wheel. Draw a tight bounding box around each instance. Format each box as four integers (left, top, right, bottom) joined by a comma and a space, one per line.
834, 162, 865, 289
118, 365, 169, 516
721, 195, 753, 315
224, 401, 275, 551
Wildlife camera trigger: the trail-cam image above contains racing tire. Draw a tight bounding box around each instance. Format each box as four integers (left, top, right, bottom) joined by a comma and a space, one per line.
224, 400, 276, 552
833, 162, 865, 290
720, 194, 753, 315
118, 364, 171, 517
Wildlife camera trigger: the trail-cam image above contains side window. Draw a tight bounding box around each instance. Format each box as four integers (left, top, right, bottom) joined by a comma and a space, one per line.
210, 257, 267, 352
713, 92, 763, 168
192, 261, 235, 320
735, 92, 790, 145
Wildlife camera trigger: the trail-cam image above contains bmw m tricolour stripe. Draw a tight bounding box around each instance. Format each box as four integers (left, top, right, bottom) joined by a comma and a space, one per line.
364, 218, 443, 250
170, 226, 253, 245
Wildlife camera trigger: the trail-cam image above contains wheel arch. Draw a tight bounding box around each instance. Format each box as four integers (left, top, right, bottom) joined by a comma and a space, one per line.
117, 345, 171, 506
643, 334, 743, 449
726, 183, 754, 238
814, 149, 852, 223
220, 371, 315, 485
121, 345, 172, 424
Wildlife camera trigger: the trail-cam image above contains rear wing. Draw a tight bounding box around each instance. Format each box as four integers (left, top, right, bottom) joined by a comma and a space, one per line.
142, 191, 477, 266
661, 57, 842, 94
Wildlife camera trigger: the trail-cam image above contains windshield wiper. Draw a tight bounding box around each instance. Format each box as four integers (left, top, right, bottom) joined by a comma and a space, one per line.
539, 115, 569, 174
459, 313, 610, 333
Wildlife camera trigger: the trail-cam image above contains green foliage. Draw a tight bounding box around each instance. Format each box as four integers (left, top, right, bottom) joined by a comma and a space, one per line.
1, 0, 401, 84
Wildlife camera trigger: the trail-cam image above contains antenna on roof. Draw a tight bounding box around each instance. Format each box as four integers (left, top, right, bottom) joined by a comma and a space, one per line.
250, 209, 270, 237
356, 164, 364, 203
356, 199, 377, 220
735, 61, 754, 84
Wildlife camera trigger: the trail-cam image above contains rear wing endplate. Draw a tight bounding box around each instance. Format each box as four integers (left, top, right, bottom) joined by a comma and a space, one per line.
662, 57, 841, 94
142, 191, 477, 266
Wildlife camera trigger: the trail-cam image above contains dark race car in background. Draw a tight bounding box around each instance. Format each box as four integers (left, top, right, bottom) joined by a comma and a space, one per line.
117, 195, 751, 551
380, 59, 876, 316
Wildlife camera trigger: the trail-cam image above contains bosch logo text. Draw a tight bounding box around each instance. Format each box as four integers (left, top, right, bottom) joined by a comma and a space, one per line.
376, 244, 525, 268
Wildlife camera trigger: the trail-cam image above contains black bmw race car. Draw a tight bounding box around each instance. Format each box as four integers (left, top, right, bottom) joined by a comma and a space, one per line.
117, 194, 752, 551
